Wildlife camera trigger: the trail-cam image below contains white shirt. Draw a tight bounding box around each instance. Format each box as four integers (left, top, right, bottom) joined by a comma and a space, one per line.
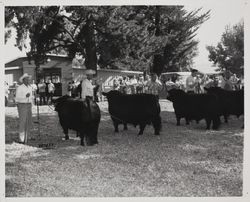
15, 84, 33, 103
48, 83, 55, 93
81, 78, 94, 99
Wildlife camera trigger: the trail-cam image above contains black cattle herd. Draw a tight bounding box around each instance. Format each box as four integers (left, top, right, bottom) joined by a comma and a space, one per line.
53, 87, 244, 146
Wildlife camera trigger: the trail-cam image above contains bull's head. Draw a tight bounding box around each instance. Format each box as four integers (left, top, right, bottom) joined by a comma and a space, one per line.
52, 95, 71, 112
102, 90, 122, 98
166, 88, 186, 102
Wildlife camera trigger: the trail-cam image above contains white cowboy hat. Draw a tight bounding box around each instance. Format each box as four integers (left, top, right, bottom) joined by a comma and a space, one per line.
85, 69, 96, 75
19, 73, 32, 83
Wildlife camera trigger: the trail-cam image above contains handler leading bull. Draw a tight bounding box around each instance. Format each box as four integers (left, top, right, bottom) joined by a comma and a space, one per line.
54, 69, 101, 146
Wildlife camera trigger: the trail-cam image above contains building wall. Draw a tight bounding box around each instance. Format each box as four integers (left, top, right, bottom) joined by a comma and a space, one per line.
23, 66, 36, 82
5, 69, 23, 85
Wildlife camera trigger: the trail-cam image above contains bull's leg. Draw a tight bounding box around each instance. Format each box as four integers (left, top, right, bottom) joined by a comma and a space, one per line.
205, 118, 211, 130
92, 122, 99, 145
152, 116, 161, 135
212, 116, 220, 130
76, 131, 80, 137
85, 135, 95, 146
62, 127, 69, 140
224, 114, 228, 123
176, 116, 181, 126
138, 124, 146, 135
123, 123, 128, 131
185, 118, 190, 125
80, 134, 85, 146
113, 120, 119, 133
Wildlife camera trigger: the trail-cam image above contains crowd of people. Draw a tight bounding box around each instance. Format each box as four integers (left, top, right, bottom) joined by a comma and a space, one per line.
107, 70, 244, 99
165, 69, 244, 94
108, 73, 163, 97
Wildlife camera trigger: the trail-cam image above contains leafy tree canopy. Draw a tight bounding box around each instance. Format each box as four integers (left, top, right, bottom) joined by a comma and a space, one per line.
206, 20, 244, 76
5, 6, 210, 74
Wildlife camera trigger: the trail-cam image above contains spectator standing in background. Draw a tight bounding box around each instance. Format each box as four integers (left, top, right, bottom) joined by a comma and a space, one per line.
175, 76, 185, 90
47, 80, 55, 104
186, 69, 198, 94
165, 77, 176, 91
71, 81, 77, 98
230, 73, 239, 90
221, 71, 233, 91
146, 73, 162, 98
129, 75, 138, 94
136, 76, 144, 94
37, 79, 47, 105
195, 74, 203, 94
113, 78, 120, 91
143, 74, 150, 93
67, 81, 73, 97
119, 76, 126, 94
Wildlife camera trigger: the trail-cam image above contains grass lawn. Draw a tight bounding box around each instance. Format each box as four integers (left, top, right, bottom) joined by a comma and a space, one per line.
5, 100, 243, 197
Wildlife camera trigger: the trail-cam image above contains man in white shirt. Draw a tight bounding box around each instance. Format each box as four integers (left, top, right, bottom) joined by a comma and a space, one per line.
15, 73, 33, 144
81, 69, 96, 100
186, 69, 198, 93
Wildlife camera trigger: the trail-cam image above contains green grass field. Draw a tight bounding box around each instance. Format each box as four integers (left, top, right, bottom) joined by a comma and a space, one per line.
5, 100, 243, 197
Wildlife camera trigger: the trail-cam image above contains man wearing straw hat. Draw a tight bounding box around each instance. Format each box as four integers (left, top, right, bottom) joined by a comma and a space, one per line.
15, 73, 33, 144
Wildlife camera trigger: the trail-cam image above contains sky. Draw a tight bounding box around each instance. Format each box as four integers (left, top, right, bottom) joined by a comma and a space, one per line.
4, 0, 247, 73
184, 0, 246, 73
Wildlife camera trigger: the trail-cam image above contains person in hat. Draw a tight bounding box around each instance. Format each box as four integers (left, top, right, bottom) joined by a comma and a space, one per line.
15, 73, 33, 144
81, 69, 96, 100
186, 69, 198, 93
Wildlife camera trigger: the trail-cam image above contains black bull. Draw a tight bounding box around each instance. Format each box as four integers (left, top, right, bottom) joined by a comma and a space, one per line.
204, 87, 244, 123
102, 90, 162, 135
54, 95, 101, 146
166, 89, 221, 130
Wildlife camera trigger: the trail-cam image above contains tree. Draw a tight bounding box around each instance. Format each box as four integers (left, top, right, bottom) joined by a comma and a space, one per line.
95, 6, 210, 74
5, 6, 210, 74
206, 20, 244, 76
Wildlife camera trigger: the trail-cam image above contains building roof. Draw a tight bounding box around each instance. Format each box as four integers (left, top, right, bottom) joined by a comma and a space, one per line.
5, 55, 72, 69
5, 56, 144, 74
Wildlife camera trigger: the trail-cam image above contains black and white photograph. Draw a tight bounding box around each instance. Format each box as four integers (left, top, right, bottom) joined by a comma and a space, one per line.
1, 0, 250, 200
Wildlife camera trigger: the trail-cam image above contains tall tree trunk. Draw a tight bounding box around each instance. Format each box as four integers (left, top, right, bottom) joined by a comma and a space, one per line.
84, 18, 97, 71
